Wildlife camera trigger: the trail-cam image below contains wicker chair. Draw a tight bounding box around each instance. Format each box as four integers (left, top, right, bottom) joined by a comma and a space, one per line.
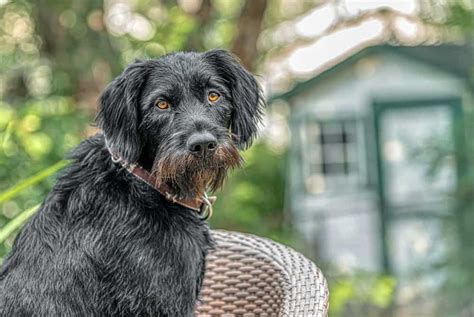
195, 230, 329, 316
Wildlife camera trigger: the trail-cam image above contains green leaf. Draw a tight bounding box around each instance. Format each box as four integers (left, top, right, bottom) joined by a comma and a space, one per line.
0, 204, 39, 244
0, 160, 67, 203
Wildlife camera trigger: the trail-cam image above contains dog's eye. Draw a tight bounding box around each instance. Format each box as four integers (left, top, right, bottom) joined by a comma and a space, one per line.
208, 92, 220, 103
156, 100, 169, 110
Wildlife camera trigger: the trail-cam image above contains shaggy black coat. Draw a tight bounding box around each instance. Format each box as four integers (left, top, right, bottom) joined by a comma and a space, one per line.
0, 50, 263, 316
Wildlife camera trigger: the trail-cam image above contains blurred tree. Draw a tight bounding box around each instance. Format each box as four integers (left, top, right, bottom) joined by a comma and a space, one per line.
231, 0, 267, 70
183, 0, 213, 51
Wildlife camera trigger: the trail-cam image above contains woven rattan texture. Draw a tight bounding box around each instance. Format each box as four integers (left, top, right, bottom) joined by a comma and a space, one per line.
195, 230, 329, 317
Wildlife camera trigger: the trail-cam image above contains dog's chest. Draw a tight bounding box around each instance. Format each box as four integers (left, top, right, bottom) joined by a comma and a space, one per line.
96, 208, 211, 315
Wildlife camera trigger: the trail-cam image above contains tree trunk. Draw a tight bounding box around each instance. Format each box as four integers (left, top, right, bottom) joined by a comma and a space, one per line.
231, 0, 268, 71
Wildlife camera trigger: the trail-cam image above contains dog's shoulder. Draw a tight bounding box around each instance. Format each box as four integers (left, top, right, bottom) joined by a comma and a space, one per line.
54, 133, 125, 194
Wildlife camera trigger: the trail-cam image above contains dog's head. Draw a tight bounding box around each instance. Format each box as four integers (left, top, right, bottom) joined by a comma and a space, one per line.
97, 50, 264, 198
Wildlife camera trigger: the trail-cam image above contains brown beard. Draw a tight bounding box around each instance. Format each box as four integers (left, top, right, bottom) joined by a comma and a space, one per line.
151, 142, 242, 198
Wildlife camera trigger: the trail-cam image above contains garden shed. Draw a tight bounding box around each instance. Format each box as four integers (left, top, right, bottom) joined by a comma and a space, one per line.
270, 44, 473, 289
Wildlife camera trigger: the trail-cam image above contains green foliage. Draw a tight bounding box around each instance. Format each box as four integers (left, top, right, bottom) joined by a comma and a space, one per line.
0, 204, 38, 244
0, 97, 88, 258
445, 1, 474, 34
329, 272, 396, 317
211, 142, 293, 244
0, 160, 67, 204
435, 107, 474, 316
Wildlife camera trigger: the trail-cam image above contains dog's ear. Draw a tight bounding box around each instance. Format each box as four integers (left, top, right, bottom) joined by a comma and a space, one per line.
97, 60, 149, 163
203, 49, 264, 149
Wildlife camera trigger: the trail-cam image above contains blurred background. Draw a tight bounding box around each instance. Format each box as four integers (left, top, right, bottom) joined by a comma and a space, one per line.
0, 0, 472, 316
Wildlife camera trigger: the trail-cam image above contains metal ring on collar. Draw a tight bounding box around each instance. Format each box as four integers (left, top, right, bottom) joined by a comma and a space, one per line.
111, 155, 121, 164
199, 196, 213, 220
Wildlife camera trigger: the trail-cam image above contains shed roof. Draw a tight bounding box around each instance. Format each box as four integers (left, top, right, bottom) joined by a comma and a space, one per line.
271, 43, 473, 102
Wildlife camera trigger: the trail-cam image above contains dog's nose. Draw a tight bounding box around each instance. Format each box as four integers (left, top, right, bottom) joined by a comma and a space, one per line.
187, 132, 217, 157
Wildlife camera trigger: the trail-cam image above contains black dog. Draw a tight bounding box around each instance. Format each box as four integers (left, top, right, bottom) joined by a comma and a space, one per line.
0, 50, 263, 316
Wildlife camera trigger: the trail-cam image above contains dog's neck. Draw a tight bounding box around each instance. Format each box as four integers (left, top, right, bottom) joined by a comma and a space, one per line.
138, 151, 155, 173
106, 145, 215, 219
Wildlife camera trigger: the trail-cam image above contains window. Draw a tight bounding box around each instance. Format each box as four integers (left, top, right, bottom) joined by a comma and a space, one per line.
300, 118, 363, 195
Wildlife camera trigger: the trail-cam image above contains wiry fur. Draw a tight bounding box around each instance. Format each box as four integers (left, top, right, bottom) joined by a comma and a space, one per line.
153, 132, 242, 198
0, 50, 263, 316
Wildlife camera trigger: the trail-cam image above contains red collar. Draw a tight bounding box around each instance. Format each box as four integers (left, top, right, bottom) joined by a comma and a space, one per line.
108, 149, 216, 220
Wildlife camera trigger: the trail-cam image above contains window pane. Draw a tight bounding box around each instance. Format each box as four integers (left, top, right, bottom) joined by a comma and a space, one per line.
323, 163, 346, 174
322, 143, 346, 164
321, 122, 343, 144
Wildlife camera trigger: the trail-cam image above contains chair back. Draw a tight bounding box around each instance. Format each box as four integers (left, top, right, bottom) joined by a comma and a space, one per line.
195, 230, 329, 316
